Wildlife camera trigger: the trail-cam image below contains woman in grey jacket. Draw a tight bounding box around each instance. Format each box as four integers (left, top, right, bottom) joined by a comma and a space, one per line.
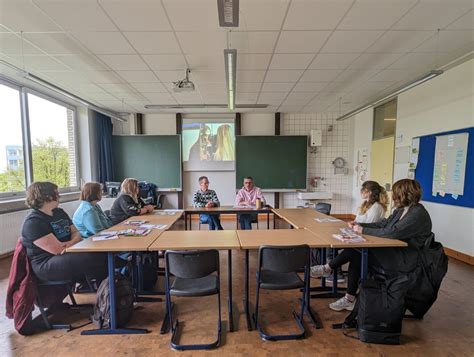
311, 179, 432, 311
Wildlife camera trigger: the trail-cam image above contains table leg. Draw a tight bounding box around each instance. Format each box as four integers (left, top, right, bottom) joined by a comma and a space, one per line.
361, 248, 368, 280
228, 249, 234, 332
81, 252, 149, 335
267, 212, 270, 229
244, 249, 252, 331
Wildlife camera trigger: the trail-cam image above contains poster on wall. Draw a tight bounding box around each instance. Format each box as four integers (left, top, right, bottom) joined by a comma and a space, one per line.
355, 148, 368, 188
432, 132, 469, 196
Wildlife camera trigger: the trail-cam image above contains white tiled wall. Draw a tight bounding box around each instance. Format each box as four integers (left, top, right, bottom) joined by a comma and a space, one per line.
282, 112, 353, 214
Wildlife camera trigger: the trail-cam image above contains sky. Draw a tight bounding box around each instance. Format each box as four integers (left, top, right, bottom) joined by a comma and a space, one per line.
0, 83, 69, 174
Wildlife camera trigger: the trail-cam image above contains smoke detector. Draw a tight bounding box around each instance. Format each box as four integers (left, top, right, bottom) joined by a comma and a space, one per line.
172, 69, 195, 92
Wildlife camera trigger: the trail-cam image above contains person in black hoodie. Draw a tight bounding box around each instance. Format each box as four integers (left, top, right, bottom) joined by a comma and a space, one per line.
110, 178, 154, 225
311, 179, 432, 310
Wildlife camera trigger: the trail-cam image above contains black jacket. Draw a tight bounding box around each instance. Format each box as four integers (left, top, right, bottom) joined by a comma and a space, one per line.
110, 194, 144, 225
360, 203, 432, 273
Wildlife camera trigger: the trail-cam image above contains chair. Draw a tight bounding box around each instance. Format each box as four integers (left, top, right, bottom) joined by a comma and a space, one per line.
315, 202, 332, 215
36, 279, 81, 331
235, 214, 259, 229
164, 250, 222, 351
253, 245, 311, 341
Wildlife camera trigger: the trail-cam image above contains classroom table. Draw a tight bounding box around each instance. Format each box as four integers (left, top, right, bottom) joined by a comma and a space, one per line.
66, 211, 183, 335
237, 229, 332, 331
149, 230, 241, 333
272, 207, 344, 229
184, 206, 273, 230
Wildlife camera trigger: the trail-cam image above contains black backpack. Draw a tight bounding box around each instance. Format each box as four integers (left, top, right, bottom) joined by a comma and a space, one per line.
140, 253, 158, 291
341, 272, 410, 345
92, 274, 134, 329
138, 181, 158, 206
405, 233, 448, 318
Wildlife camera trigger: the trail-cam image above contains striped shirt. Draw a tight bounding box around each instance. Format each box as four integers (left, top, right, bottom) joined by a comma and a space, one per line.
192, 189, 220, 207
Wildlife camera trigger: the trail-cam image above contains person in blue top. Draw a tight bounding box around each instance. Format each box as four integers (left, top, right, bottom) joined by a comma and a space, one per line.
73, 182, 112, 238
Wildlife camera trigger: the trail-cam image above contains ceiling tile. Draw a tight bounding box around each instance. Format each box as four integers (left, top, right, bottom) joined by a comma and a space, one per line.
82, 91, 119, 101
236, 92, 258, 104
283, 91, 314, 104
237, 70, 266, 83
154, 70, 183, 82
309, 53, 361, 69
53, 54, 108, 71
300, 69, 342, 82
239, 0, 290, 30
293, 81, 329, 92
232, 32, 279, 54
23, 33, 83, 55
277, 105, 304, 112
237, 54, 272, 70
284, 0, 353, 30
34, 0, 116, 31
265, 70, 303, 82
338, 0, 417, 30
143, 91, 177, 104
333, 69, 379, 83
72, 32, 135, 54
130, 82, 167, 93
0, 33, 43, 55
367, 30, 433, 53
97, 54, 148, 70
269, 54, 314, 70
388, 53, 451, 70
142, 54, 187, 70
162, 0, 218, 31
276, 31, 331, 53
321, 30, 383, 53
446, 10, 474, 30
201, 92, 227, 103
261, 82, 295, 92
85, 70, 124, 83
191, 70, 225, 83
196, 82, 226, 94
349, 53, 404, 69
174, 92, 203, 104
185, 54, 224, 70
236, 82, 262, 92
7, 55, 70, 71
176, 31, 225, 54
393, 2, 472, 30
0, 0, 62, 32
257, 92, 287, 105
124, 32, 181, 54
115, 70, 157, 82
41, 70, 88, 84
413, 30, 474, 54
95, 82, 135, 94
99, 0, 172, 31
368, 69, 412, 82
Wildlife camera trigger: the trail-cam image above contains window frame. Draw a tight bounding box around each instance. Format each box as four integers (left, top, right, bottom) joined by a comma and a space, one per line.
0, 77, 81, 201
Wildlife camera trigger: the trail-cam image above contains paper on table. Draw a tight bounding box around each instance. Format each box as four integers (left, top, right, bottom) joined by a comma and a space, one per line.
139, 223, 168, 230
314, 217, 342, 223
92, 234, 119, 242
332, 234, 366, 243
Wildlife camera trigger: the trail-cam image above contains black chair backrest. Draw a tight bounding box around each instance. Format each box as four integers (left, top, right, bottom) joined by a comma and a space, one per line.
315, 202, 331, 215
258, 245, 310, 273
165, 250, 219, 279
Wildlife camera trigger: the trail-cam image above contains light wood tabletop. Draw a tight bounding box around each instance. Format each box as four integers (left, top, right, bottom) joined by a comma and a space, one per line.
149, 230, 241, 251
237, 229, 332, 249
272, 208, 344, 229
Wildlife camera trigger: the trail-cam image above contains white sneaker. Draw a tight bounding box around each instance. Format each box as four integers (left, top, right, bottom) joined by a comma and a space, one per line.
329, 297, 355, 312
310, 265, 332, 279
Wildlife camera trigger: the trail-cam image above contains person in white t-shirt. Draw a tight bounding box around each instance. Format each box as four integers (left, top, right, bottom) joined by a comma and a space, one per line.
311, 180, 389, 312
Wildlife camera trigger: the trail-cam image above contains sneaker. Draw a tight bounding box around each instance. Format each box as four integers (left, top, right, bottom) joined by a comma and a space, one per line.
326, 273, 345, 284
310, 265, 332, 279
329, 296, 355, 312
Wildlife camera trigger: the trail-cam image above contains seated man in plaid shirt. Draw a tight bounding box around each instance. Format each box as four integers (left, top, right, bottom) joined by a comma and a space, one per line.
192, 176, 224, 230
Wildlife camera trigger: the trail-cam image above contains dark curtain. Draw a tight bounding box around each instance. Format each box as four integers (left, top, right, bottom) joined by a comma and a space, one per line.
95, 112, 114, 187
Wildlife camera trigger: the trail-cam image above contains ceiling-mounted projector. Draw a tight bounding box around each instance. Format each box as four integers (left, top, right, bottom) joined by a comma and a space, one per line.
173, 68, 195, 92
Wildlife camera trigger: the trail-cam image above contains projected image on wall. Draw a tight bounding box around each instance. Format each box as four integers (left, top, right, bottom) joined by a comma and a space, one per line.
182, 119, 235, 171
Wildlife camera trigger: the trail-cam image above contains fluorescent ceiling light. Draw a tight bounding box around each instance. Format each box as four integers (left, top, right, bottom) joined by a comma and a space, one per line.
144, 104, 268, 109
217, 0, 239, 27
224, 49, 237, 111
336, 70, 443, 121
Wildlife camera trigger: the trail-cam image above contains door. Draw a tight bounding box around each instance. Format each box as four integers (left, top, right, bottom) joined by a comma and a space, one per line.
370, 136, 395, 214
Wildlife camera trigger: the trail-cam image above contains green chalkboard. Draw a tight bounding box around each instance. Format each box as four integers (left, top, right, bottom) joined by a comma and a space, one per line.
236, 136, 307, 190
112, 135, 181, 189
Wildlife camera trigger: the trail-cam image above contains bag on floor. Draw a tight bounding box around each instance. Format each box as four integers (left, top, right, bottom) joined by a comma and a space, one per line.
141, 253, 158, 291
405, 233, 448, 318
92, 274, 134, 329
341, 272, 409, 345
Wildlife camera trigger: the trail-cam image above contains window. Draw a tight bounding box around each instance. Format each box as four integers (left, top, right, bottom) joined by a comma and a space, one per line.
28, 93, 77, 189
373, 99, 397, 140
0, 83, 25, 195
0, 79, 79, 199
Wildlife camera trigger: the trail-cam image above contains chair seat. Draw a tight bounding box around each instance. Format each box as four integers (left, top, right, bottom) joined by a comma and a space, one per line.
258, 270, 304, 290
37, 279, 73, 286
170, 275, 218, 297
